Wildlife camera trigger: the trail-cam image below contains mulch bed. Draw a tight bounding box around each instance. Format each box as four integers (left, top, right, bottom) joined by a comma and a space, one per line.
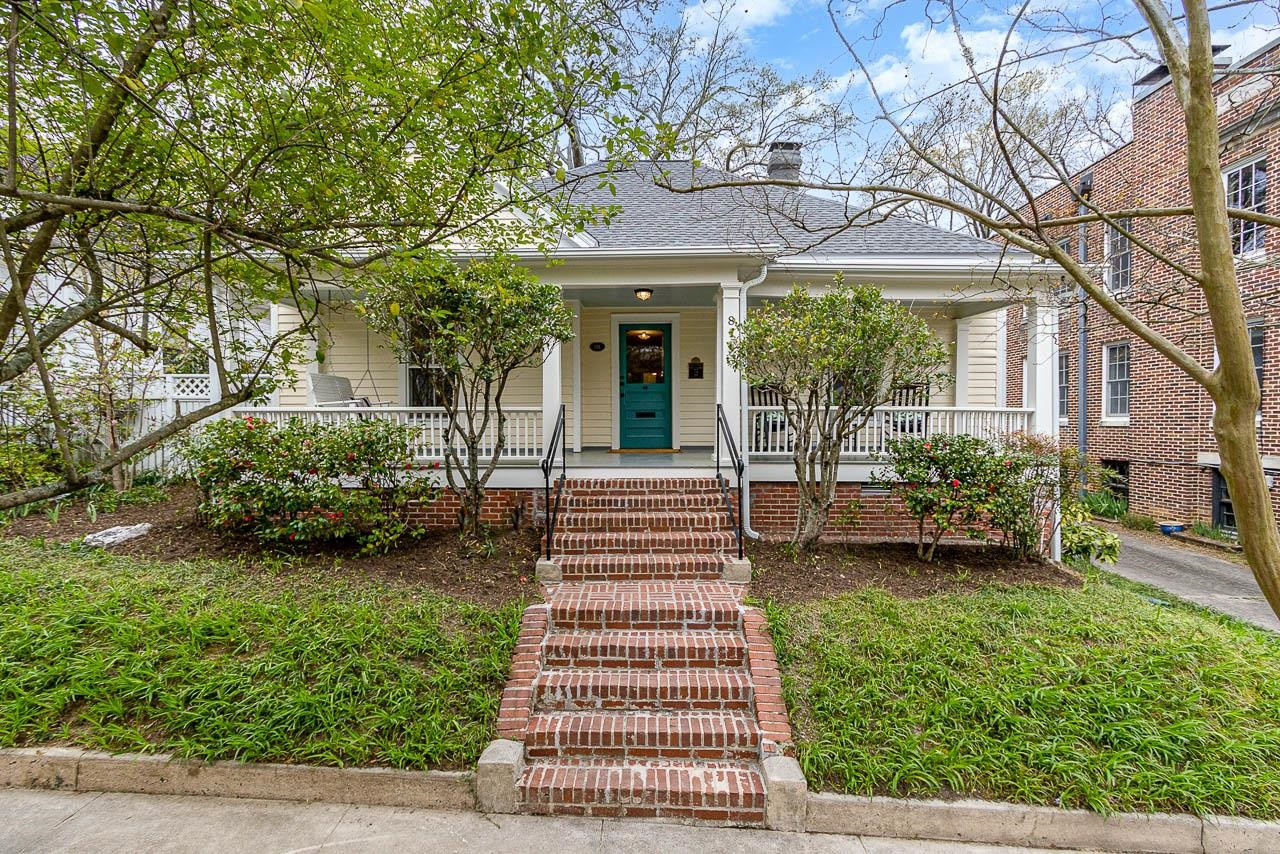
2, 486, 542, 609
747, 540, 1081, 603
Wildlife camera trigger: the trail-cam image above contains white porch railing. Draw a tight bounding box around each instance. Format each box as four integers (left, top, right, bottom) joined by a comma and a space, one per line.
747, 405, 1035, 459
231, 406, 544, 462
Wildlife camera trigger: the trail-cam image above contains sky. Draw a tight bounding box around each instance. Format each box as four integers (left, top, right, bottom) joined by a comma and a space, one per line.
672, 0, 1280, 131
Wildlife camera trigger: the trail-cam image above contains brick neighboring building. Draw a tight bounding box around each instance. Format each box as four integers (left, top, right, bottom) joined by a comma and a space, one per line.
1009, 37, 1280, 530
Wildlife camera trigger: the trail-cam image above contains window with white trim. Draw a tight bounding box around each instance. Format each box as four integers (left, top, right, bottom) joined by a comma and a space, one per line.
1226, 158, 1266, 256
1103, 343, 1130, 419
1058, 352, 1069, 420
1105, 218, 1132, 296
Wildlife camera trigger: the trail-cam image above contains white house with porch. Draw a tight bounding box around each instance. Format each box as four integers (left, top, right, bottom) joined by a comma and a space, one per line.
233, 155, 1060, 551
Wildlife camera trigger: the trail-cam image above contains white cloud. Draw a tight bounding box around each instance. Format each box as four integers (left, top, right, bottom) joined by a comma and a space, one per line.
683, 0, 796, 38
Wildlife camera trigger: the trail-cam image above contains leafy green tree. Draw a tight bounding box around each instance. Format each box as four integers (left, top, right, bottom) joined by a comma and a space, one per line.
0, 0, 634, 509
362, 257, 573, 543
729, 277, 950, 549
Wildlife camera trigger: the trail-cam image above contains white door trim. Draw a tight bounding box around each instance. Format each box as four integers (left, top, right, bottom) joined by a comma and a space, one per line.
610, 312, 682, 450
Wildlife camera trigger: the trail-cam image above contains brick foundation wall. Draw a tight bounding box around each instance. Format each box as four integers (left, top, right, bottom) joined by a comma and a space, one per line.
406, 488, 540, 531
751, 481, 929, 543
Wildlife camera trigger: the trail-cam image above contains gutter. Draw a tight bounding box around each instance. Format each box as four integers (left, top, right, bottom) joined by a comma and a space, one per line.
737, 263, 770, 541
1076, 174, 1092, 489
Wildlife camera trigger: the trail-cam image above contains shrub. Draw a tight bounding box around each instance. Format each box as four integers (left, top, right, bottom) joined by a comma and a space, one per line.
1191, 520, 1237, 543
1081, 490, 1127, 520
0, 442, 59, 494
1121, 512, 1158, 532
1061, 505, 1122, 564
877, 434, 1016, 561
184, 415, 439, 553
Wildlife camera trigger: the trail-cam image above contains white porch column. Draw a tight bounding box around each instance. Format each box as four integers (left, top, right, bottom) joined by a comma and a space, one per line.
1025, 298, 1061, 560
953, 316, 972, 407
717, 283, 744, 462
542, 337, 563, 452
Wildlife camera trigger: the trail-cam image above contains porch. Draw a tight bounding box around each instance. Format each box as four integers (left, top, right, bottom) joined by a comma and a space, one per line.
231, 403, 1035, 474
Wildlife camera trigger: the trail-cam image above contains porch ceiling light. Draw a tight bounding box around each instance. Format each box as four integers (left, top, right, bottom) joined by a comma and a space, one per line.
633, 287, 653, 301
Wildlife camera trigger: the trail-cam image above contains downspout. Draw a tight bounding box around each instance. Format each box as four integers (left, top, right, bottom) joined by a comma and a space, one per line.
1076, 173, 1092, 490
738, 263, 769, 540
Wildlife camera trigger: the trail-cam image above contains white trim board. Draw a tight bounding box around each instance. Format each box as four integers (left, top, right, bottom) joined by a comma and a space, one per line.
610, 312, 682, 451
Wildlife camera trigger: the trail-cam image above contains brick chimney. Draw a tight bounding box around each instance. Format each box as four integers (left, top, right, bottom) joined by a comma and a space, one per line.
766, 141, 802, 181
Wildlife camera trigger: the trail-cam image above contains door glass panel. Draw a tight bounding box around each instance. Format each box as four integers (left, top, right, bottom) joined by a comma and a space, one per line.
625, 329, 665, 384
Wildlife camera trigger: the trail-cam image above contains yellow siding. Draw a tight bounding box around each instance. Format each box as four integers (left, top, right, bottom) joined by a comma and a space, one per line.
274, 304, 311, 407
578, 308, 614, 447
315, 303, 400, 404
679, 309, 717, 446
964, 311, 1001, 406
923, 314, 958, 407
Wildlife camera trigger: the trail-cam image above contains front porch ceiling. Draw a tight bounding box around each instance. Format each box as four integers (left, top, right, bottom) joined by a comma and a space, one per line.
564, 284, 720, 307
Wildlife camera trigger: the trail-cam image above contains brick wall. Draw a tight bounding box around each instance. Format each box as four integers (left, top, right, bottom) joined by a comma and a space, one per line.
1007, 42, 1280, 525
405, 488, 540, 531
751, 481, 932, 543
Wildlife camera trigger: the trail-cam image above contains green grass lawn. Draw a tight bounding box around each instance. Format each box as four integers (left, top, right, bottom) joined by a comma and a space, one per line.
0, 538, 523, 770
765, 576, 1280, 819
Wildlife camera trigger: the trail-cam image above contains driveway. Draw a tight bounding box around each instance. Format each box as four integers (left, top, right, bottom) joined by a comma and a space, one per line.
1110, 530, 1279, 631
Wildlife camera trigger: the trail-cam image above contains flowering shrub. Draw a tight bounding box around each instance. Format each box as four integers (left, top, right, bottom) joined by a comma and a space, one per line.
184, 416, 439, 553
876, 434, 1016, 561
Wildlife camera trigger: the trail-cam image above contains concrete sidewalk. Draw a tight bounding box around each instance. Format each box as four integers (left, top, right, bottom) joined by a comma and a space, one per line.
0, 788, 1088, 853
1110, 530, 1279, 631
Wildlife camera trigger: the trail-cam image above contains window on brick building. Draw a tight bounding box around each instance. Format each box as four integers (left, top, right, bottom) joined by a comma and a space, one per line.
1105, 219, 1132, 296
1103, 343, 1129, 419
1101, 460, 1129, 501
1226, 158, 1266, 256
1251, 322, 1265, 395
1058, 353, 1069, 421
1212, 469, 1236, 531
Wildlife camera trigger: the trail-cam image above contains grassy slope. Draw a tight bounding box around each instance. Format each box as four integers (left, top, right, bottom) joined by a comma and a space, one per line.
766, 578, 1280, 818
0, 539, 523, 770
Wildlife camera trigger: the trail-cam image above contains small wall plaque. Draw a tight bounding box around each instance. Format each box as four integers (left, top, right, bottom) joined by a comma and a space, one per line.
589, 341, 605, 352
688, 357, 704, 379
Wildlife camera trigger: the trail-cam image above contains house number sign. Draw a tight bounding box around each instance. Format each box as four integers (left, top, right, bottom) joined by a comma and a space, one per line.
688, 357, 704, 379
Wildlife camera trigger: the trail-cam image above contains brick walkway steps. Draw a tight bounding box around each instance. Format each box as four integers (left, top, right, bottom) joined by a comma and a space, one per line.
553, 554, 725, 582
500, 476, 788, 826
520, 758, 766, 822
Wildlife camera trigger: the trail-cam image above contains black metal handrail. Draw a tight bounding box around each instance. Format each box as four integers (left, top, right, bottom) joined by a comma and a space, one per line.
540, 403, 567, 560
715, 403, 745, 560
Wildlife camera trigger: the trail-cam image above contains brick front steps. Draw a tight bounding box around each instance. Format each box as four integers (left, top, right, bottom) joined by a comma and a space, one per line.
493, 477, 795, 827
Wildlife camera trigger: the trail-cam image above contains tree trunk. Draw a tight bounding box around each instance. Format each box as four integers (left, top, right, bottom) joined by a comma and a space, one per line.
793, 488, 829, 550
1176, 0, 1280, 619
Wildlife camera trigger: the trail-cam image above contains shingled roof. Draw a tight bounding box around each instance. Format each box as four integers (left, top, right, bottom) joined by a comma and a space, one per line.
550, 160, 1012, 259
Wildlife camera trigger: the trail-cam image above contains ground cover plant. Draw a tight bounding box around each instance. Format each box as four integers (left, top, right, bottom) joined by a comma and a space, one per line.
766, 578, 1280, 818
0, 539, 523, 769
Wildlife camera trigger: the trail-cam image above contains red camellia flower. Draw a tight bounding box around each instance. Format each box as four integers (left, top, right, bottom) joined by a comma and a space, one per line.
950, 478, 961, 488
432, 461, 441, 469
1003, 459, 1013, 467
923, 442, 932, 450
308, 468, 318, 475
519, 575, 529, 584
346, 452, 356, 461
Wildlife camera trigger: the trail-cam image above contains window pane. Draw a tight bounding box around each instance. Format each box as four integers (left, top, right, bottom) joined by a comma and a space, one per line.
1227, 160, 1266, 255
1105, 344, 1129, 417
625, 329, 665, 384
1058, 354, 1069, 418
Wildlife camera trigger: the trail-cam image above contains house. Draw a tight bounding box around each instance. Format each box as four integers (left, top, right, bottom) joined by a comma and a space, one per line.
233, 147, 1060, 550
1009, 37, 1280, 531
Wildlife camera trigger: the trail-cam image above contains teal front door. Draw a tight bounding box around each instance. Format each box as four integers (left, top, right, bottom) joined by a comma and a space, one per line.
618, 323, 673, 449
